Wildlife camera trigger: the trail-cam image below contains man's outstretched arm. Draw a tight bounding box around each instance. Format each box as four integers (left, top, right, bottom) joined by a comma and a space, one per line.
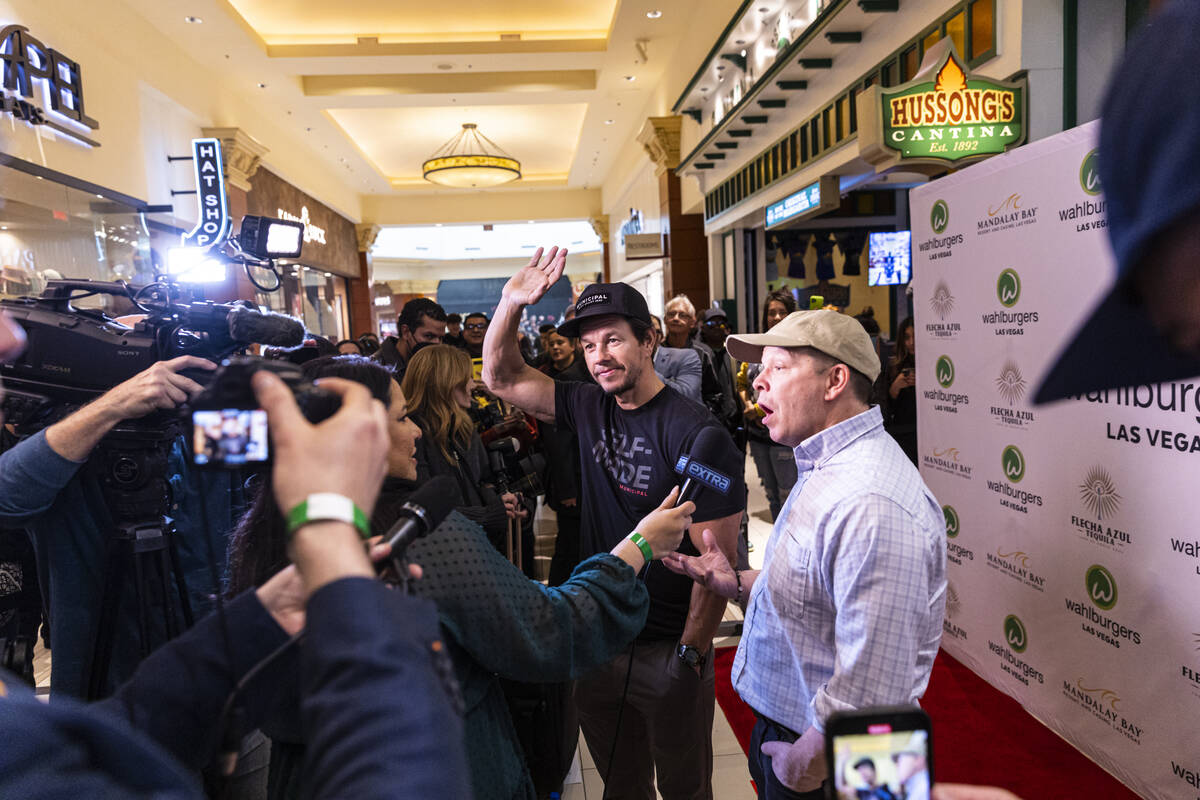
482, 246, 566, 423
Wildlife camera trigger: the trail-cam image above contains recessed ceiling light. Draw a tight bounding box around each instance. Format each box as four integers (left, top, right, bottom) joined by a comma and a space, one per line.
736, 39, 746, 45
740, 49, 747, 57
624, 75, 636, 81
759, 6, 769, 11
95, 193, 103, 199
436, 63, 453, 70
324, 272, 332, 277
528, 220, 535, 224
1, 226, 7, 231
700, 87, 709, 92
716, 64, 725, 70
604, 119, 614, 124
257, 82, 267, 89
184, 16, 202, 24
646, 10, 662, 18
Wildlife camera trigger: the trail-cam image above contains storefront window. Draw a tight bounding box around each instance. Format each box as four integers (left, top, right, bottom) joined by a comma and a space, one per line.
255, 268, 349, 341
970, 0, 995, 61
946, 11, 967, 57
0, 165, 154, 314
901, 46, 920, 81
923, 28, 942, 55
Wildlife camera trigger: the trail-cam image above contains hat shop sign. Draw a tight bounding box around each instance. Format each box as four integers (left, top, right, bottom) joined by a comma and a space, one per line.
0, 24, 100, 147
857, 39, 1026, 170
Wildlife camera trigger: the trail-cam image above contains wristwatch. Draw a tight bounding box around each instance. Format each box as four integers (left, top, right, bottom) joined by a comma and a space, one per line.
677, 643, 703, 670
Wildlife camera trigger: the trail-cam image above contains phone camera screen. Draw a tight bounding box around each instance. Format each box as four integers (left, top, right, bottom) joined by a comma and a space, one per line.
193, 409, 269, 466
832, 729, 929, 800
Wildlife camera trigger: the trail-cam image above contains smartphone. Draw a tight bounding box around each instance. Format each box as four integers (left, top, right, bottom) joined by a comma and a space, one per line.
192, 408, 270, 467
903, 368, 915, 377
825, 706, 933, 800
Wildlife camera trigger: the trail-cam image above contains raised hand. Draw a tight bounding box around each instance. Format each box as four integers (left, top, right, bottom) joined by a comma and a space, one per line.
662, 528, 739, 599
633, 486, 695, 559
501, 246, 568, 307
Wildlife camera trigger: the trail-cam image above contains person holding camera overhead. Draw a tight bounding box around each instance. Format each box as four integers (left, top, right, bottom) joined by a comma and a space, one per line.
0, 354, 246, 698
226, 354, 696, 800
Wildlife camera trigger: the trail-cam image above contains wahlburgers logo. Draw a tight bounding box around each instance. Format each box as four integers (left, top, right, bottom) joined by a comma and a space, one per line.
1079, 467, 1121, 520
1001, 445, 1025, 482
931, 200, 949, 234
997, 268, 1021, 307
943, 505, 960, 538
936, 355, 955, 387
1086, 564, 1118, 611
1004, 615, 1028, 653
1080, 149, 1102, 196
995, 362, 1027, 405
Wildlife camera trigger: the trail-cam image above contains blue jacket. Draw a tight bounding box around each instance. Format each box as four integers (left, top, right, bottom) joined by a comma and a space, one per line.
654, 346, 703, 403
0, 578, 469, 799
0, 429, 239, 698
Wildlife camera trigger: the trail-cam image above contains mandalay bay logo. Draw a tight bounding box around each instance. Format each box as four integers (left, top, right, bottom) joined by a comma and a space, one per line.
931, 199, 950, 234
986, 546, 1047, 592
1061, 677, 1143, 745
923, 445, 972, 480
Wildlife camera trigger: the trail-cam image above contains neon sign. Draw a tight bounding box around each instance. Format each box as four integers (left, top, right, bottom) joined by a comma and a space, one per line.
182, 138, 231, 249
0, 24, 100, 147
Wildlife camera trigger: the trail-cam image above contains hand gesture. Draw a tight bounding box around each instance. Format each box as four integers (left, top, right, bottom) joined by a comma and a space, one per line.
502, 492, 529, 520
502, 246, 568, 307
98, 356, 217, 420
633, 486, 695, 558
662, 528, 738, 599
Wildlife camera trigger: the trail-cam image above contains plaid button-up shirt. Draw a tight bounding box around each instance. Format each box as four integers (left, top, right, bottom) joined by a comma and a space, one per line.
733, 406, 946, 733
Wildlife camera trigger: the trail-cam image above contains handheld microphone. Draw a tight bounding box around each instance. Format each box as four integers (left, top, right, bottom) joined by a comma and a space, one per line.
383, 474, 458, 558
673, 426, 734, 505
226, 304, 305, 347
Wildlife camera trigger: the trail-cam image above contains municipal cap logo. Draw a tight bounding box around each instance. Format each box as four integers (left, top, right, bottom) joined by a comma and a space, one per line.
996, 268, 1021, 308
1004, 615, 1028, 653
1085, 564, 1117, 611
1079, 467, 1121, 521
995, 362, 1027, 405
576, 292, 611, 311
1079, 149, 1102, 196
931, 199, 950, 234
1001, 445, 1025, 482
943, 505, 960, 538
936, 355, 955, 388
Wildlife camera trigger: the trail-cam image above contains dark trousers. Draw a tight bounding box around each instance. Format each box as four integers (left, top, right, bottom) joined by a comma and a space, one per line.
575, 638, 716, 799
748, 716, 828, 800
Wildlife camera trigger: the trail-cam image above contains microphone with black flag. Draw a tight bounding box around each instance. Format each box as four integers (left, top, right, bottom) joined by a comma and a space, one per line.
382, 475, 458, 587
672, 426, 734, 506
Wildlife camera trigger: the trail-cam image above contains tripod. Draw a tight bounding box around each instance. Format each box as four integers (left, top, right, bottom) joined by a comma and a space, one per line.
82, 427, 195, 700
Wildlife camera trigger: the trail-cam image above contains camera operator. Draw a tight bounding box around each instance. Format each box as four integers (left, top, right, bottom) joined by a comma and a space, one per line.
226, 354, 696, 800
0, 312, 470, 798
0, 354, 250, 698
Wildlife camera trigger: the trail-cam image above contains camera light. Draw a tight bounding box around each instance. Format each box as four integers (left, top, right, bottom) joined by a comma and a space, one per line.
167, 247, 228, 283
265, 221, 303, 256
238, 215, 304, 259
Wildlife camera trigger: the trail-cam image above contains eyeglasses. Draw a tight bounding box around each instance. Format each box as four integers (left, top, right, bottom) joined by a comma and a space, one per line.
704, 319, 729, 329
464, 322, 488, 331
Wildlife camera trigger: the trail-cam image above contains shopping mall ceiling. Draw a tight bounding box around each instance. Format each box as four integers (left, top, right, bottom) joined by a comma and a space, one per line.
129, 0, 740, 197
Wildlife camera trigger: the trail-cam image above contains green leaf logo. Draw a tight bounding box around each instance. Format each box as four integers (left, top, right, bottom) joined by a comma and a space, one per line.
931, 199, 950, 234
1004, 615, 1028, 653
936, 355, 955, 388
943, 505, 960, 538
1079, 149, 1102, 196
1085, 564, 1117, 611
1001, 445, 1025, 483
997, 268, 1021, 308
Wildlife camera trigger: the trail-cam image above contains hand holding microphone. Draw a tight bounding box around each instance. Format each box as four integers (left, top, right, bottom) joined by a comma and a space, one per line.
634, 487, 696, 558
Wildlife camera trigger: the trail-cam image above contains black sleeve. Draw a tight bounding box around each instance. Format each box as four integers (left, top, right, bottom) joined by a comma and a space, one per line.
686, 423, 747, 523
554, 379, 584, 432
95, 590, 291, 772
300, 578, 470, 800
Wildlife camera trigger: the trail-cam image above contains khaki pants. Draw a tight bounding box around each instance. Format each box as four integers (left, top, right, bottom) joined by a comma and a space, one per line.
575, 638, 716, 800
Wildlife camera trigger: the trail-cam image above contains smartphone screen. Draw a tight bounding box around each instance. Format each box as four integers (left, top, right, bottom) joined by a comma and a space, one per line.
192, 408, 269, 466
826, 708, 932, 800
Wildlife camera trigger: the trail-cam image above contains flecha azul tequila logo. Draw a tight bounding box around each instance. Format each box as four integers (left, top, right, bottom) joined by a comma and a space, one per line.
1071, 467, 1131, 552
1065, 564, 1142, 649
1061, 677, 1143, 744
990, 362, 1034, 428
918, 199, 962, 260
943, 505, 974, 565
926, 355, 969, 414
943, 582, 968, 640
987, 445, 1042, 514
923, 445, 973, 480
1182, 633, 1200, 700
1059, 148, 1107, 231
977, 192, 1039, 236
989, 614, 1044, 685
926, 281, 961, 339
982, 268, 1039, 336
986, 546, 1046, 592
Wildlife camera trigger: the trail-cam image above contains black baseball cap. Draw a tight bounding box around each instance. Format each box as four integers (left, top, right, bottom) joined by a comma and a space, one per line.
1035, 1, 1200, 403
558, 282, 652, 338
702, 307, 728, 323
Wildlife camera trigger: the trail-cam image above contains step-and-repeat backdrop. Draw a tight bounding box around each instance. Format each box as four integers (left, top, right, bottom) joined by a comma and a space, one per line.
911, 120, 1200, 800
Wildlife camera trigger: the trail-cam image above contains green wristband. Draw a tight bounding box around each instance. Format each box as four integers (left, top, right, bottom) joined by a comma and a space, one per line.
628, 531, 654, 563
287, 493, 371, 540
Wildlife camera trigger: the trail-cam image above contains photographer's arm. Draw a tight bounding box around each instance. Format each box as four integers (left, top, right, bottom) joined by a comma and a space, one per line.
43, 356, 216, 462
482, 247, 565, 423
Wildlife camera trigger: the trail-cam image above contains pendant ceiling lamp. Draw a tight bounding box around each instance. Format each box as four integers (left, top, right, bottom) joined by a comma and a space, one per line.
422, 123, 521, 188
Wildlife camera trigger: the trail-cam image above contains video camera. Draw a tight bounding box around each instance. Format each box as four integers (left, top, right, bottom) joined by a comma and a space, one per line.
473, 404, 545, 497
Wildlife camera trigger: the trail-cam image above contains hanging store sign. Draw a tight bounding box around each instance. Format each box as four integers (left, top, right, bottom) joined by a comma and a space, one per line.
857, 40, 1026, 170
0, 24, 100, 147
182, 138, 231, 248
765, 176, 840, 229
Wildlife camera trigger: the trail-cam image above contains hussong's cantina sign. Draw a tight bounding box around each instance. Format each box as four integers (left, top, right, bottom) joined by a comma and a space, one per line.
857, 40, 1026, 169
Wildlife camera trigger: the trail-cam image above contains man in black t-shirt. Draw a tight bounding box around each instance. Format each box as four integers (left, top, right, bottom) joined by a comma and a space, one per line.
484, 247, 745, 800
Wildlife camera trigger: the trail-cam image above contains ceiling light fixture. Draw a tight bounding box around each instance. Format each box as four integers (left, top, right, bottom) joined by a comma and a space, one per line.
646, 10, 662, 18
604, 119, 614, 124
257, 82, 267, 89
422, 123, 521, 188
184, 16, 202, 24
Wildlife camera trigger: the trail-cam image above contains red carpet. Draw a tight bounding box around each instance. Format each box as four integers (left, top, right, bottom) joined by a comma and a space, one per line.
713, 647, 1141, 799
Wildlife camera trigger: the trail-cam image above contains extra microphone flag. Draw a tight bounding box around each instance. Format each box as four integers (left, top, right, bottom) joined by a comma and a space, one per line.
674, 427, 733, 496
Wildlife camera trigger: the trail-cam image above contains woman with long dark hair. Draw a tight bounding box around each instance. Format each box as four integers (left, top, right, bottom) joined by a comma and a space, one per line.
741, 289, 800, 521
886, 316, 918, 464
226, 354, 694, 800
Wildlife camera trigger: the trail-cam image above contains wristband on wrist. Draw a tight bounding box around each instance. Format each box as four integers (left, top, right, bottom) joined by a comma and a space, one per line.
287, 494, 371, 540
627, 531, 654, 563
734, 569, 744, 604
